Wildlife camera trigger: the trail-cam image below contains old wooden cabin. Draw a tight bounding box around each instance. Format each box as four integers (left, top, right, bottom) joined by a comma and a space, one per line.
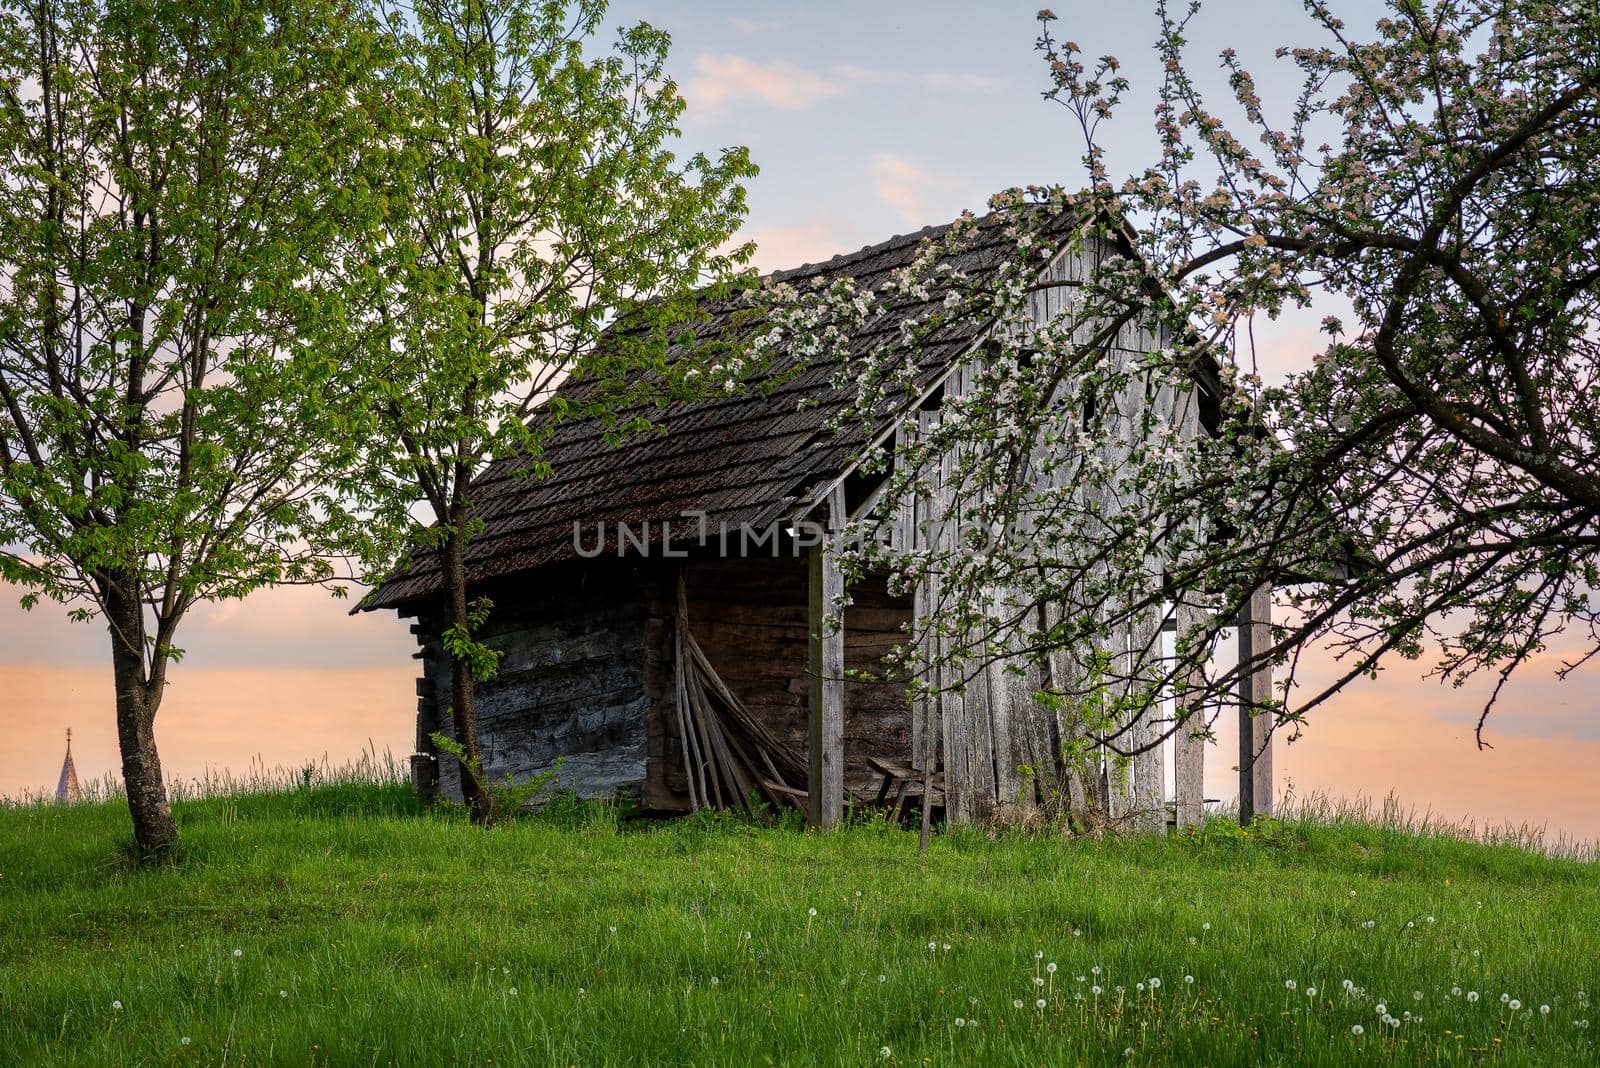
364, 208, 1276, 829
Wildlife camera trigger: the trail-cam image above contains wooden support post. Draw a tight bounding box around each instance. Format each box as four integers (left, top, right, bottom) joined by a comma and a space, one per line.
1236, 583, 1273, 823
1236, 600, 1255, 825
807, 536, 845, 828
1130, 607, 1164, 833
1248, 583, 1274, 817
1172, 602, 1206, 829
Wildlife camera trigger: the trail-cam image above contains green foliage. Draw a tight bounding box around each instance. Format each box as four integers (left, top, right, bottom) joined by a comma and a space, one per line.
429, 723, 563, 816
439, 599, 502, 681
1, 790, 1596, 1065
0, 0, 398, 623
350, 0, 758, 583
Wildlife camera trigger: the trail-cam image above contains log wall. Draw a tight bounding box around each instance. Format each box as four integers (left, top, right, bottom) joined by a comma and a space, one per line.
415, 566, 674, 808
410, 557, 913, 811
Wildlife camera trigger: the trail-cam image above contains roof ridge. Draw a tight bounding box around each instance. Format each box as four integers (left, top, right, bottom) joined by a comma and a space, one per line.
763, 209, 1009, 282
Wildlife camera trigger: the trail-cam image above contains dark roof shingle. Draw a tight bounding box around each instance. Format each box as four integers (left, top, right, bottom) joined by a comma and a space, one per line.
365, 209, 1078, 611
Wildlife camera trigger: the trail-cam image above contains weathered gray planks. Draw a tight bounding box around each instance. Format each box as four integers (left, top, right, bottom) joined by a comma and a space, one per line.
1247, 582, 1275, 817
807, 536, 846, 828
1172, 600, 1208, 829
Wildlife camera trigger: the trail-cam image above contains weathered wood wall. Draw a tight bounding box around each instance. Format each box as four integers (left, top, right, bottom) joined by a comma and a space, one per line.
683, 557, 912, 801
409, 557, 913, 811
890, 235, 1269, 826
414, 566, 676, 808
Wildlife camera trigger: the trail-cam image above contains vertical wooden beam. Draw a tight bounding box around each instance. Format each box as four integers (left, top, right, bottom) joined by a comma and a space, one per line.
1172, 602, 1206, 829
1130, 607, 1164, 833
807, 535, 845, 828
1236, 583, 1274, 822
1248, 583, 1274, 817
1105, 619, 1133, 821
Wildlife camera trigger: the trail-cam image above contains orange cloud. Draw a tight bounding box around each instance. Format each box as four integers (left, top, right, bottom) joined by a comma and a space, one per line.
870, 153, 934, 228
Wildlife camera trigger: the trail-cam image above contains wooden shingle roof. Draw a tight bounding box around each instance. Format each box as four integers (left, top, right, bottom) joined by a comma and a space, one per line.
365, 209, 1081, 611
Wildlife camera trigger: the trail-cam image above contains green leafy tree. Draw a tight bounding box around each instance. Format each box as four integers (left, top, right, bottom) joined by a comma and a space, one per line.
0, 0, 391, 854
358, 0, 754, 823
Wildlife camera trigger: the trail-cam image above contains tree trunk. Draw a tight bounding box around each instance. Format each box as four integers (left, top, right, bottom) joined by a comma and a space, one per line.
105, 576, 178, 854
440, 516, 495, 824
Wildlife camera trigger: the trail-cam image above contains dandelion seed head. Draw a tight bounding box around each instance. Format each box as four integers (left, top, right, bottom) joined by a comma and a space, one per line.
1351, 1024, 1364, 1035
233, 949, 242, 959
1510, 999, 1521, 1011
111, 1000, 122, 1011
1285, 980, 1297, 991
808, 907, 818, 917
1047, 962, 1057, 974
1468, 991, 1480, 1003
181, 1037, 191, 1046
1541, 1005, 1551, 1015
878, 974, 887, 983
1092, 985, 1103, 995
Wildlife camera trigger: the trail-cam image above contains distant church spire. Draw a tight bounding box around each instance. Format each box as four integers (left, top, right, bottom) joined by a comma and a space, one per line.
55, 729, 81, 804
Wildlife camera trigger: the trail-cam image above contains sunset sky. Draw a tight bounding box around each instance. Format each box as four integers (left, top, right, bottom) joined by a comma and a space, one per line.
4, 1, 1596, 845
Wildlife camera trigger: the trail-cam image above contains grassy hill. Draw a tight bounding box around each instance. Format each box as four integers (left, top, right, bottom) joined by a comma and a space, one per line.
2, 781, 1596, 1066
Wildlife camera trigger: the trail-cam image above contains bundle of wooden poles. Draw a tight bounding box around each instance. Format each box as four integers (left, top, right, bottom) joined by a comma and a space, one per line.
673, 576, 810, 813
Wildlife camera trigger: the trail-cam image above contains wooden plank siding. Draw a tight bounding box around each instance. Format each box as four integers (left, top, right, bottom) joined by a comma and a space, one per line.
683, 557, 914, 805
894, 237, 1251, 826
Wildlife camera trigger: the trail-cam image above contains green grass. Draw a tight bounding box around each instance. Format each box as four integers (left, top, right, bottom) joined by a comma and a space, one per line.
2, 784, 1596, 1067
